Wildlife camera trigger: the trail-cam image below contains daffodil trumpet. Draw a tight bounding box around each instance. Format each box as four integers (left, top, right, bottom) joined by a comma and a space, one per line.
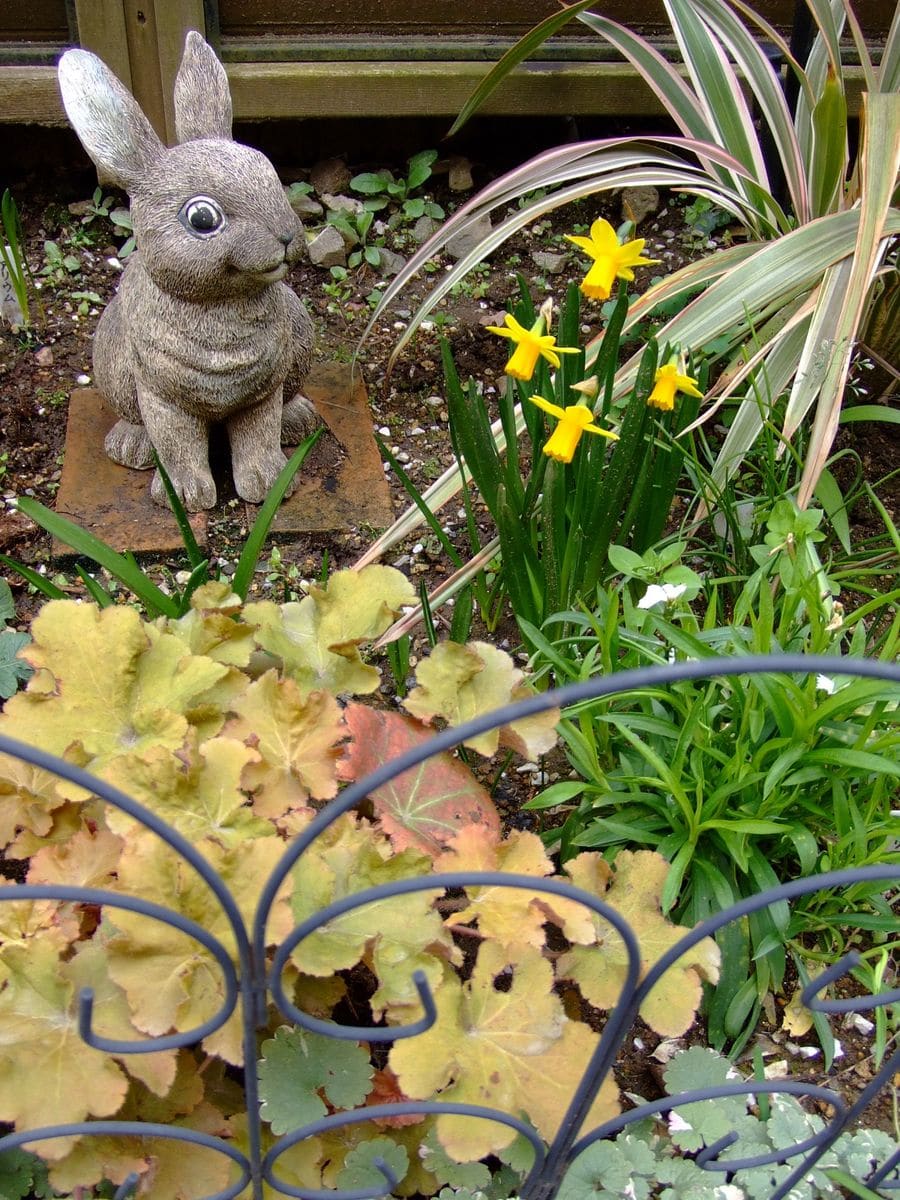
529, 395, 618, 463
565, 217, 659, 301
647, 358, 704, 412
485, 310, 578, 381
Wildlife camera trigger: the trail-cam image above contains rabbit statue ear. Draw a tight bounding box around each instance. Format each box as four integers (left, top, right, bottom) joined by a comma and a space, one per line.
58, 49, 165, 190
174, 31, 233, 143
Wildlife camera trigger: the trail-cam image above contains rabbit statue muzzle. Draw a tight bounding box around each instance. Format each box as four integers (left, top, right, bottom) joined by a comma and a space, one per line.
57, 31, 318, 511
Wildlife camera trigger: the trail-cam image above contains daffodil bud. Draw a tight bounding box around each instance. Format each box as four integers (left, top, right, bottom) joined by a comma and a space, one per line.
571, 375, 599, 401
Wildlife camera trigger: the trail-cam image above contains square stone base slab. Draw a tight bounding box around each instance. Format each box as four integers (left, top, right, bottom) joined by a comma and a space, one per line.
53, 361, 392, 558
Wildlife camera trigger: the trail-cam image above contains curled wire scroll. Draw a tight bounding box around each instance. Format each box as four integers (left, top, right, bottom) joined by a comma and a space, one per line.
0, 654, 897, 1200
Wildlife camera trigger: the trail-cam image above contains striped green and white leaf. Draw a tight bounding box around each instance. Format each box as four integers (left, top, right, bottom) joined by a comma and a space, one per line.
356, 0, 900, 595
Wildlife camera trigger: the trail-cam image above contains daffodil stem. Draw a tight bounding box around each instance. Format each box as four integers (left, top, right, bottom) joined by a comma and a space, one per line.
541, 461, 562, 619
580, 344, 657, 592
595, 283, 630, 419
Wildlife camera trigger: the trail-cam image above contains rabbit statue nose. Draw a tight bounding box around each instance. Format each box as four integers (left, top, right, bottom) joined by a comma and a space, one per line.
278, 231, 294, 247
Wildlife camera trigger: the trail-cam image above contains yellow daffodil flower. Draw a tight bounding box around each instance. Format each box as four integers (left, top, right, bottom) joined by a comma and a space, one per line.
565, 218, 659, 300
647, 359, 704, 411
485, 311, 578, 381
529, 395, 618, 463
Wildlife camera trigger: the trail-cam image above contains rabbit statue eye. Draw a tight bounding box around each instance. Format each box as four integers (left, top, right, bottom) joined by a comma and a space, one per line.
179, 196, 226, 236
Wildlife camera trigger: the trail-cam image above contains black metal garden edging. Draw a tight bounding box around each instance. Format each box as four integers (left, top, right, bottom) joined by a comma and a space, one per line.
0, 653, 898, 1200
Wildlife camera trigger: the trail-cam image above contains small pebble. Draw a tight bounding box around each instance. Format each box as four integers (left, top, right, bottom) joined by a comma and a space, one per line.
76, 373, 91, 385
844, 1014, 875, 1036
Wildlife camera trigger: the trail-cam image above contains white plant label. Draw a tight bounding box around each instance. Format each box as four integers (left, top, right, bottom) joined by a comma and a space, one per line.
0, 249, 25, 327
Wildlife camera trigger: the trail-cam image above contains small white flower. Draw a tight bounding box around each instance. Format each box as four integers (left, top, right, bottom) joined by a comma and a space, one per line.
668, 1112, 693, 1133
816, 674, 836, 694
638, 582, 688, 609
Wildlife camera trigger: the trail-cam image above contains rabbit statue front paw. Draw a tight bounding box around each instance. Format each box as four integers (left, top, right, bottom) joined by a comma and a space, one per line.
105, 419, 154, 470
228, 393, 302, 504
281, 394, 320, 444
150, 466, 217, 512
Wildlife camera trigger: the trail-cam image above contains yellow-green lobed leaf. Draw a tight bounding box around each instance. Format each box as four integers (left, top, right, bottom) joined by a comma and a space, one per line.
403, 640, 559, 758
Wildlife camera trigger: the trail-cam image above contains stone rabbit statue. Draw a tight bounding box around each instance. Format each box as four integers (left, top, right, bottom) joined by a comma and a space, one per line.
57, 32, 317, 510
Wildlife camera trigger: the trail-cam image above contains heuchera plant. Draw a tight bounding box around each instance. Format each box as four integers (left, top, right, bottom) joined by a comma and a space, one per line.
0, 569, 718, 1198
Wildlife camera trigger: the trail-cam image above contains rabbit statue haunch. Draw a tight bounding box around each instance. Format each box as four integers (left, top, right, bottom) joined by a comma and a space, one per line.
57, 31, 318, 511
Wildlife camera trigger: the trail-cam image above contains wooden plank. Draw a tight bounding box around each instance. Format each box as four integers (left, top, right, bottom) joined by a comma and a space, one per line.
73, 0, 131, 89
221, 35, 653, 62
226, 58, 868, 120
0, 53, 869, 126
153, 0, 206, 141
0, 65, 67, 123
216, 0, 892, 37
120, 1, 167, 139
0, 0, 68, 40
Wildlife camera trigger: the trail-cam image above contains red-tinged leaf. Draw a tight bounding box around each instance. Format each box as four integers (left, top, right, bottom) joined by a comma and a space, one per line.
339, 704, 500, 860
365, 1067, 428, 1128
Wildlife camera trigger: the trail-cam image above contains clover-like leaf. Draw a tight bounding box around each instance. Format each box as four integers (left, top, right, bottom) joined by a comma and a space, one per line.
403, 640, 559, 757
0, 1148, 45, 1200
420, 1130, 492, 1191
559, 1135, 658, 1200
339, 704, 500, 859
662, 1047, 763, 1158
390, 941, 619, 1161
259, 1026, 373, 1134
557, 851, 720, 1037
229, 670, 345, 816
335, 1136, 409, 1194
0, 629, 31, 699
244, 566, 415, 698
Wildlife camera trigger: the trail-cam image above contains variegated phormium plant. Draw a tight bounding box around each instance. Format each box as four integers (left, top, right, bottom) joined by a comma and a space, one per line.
358, 0, 900, 574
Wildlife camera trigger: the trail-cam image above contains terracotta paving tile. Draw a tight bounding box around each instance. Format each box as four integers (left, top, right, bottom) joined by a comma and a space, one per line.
53, 362, 391, 558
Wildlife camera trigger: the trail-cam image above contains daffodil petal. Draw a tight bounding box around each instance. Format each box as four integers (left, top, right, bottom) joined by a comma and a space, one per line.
588, 218, 620, 253
584, 422, 619, 439
564, 234, 596, 253
529, 394, 567, 419
674, 372, 703, 398
503, 313, 530, 337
